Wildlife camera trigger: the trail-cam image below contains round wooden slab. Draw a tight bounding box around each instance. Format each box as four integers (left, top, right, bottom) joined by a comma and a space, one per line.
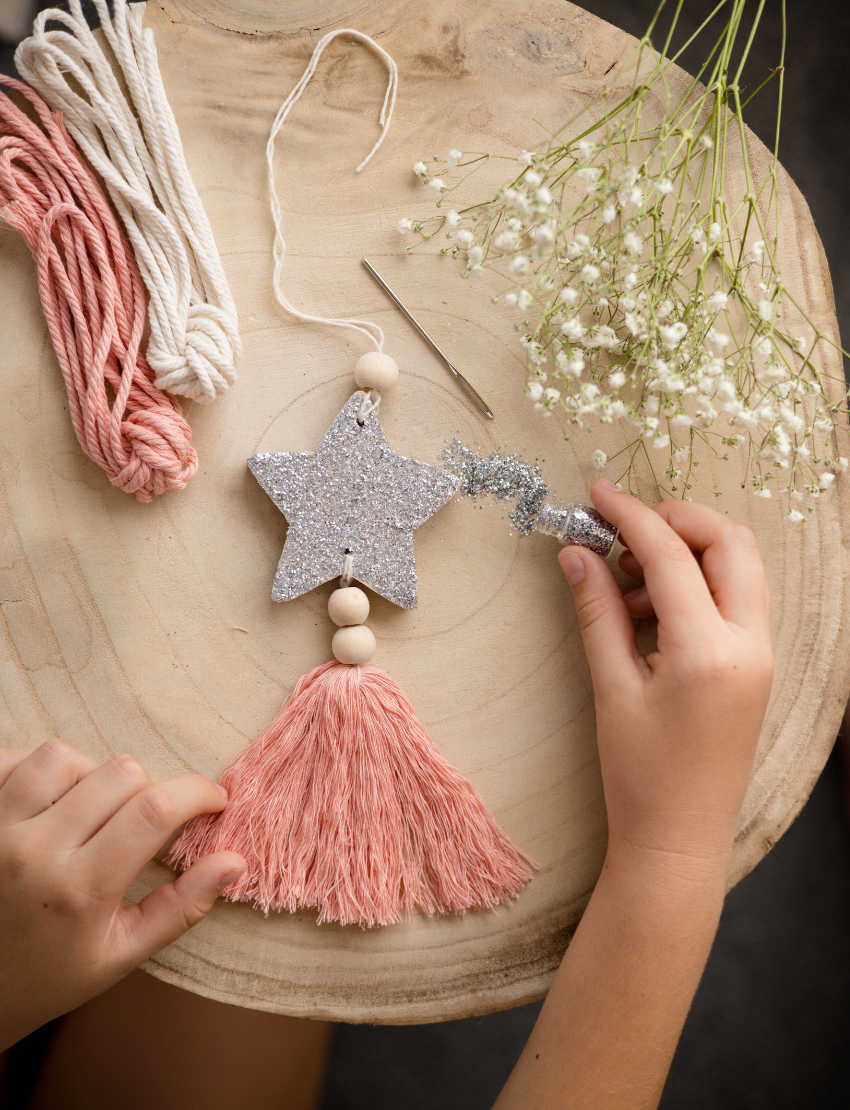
1, 0, 848, 1023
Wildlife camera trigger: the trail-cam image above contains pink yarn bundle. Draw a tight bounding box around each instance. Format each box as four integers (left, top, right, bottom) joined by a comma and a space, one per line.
169, 661, 534, 927
0, 76, 197, 501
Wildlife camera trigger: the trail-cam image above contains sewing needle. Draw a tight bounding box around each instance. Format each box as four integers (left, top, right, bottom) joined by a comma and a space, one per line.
361, 258, 495, 419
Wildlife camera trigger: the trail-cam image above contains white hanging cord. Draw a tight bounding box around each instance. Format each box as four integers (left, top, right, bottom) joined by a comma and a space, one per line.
357, 391, 381, 425
16, 0, 242, 404
266, 29, 398, 353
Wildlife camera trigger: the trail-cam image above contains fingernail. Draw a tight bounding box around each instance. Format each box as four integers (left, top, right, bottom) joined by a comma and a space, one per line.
217, 866, 246, 892
560, 549, 586, 585
595, 478, 619, 491
216, 784, 228, 802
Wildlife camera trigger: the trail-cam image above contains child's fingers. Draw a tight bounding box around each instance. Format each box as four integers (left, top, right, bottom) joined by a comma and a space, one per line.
617, 549, 644, 580
559, 545, 641, 699
40, 754, 154, 846
0, 740, 98, 825
76, 775, 228, 899
116, 852, 247, 967
590, 482, 722, 644
0, 747, 31, 792
623, 583, 655, 620
652, 500, 770, 636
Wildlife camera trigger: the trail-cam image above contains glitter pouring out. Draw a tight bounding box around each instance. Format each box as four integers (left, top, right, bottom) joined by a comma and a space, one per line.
441, 441, 619, 558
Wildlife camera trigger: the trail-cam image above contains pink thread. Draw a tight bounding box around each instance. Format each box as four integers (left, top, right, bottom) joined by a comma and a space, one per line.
169, 661, 535, 927
0, 77, 197, 501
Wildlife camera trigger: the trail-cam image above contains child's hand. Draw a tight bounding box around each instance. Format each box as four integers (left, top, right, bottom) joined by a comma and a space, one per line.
559, 480, 774, 871
499, 484, 773, 1110
0, 741, 246, 1050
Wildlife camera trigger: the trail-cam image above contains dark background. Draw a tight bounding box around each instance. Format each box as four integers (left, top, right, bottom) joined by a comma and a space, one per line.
2, 1, 849, 1107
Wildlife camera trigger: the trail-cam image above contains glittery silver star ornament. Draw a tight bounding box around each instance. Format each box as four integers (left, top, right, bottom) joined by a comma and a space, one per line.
249, 392, 459, 609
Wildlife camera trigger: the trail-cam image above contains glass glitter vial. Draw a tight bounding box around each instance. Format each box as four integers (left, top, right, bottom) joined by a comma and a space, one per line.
536, 503, 618, 558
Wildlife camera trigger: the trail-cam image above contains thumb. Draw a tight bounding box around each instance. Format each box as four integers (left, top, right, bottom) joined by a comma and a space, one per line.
118, 852, 247, 965
559, 545, 639, 694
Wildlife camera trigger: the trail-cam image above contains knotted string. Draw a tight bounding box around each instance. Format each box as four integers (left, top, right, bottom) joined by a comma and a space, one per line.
267, 29, 399, 353
17, 0, 242, 403
0, 76, 197, 501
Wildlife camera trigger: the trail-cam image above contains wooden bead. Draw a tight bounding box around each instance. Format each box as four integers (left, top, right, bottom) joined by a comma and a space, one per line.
332, 624, 376, 665
354, 352, 399, 392
327, 586, 370, 627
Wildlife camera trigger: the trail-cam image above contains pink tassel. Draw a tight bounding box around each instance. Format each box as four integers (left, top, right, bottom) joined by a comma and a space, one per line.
168, 661, 533, 926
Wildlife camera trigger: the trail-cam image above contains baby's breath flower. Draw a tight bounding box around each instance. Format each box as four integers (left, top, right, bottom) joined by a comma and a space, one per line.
397, 217, 413, 234
411, 14, 848, 517
659, 322, 687, 349
585, 325, 619, 349
753, 336, 772, 356
623, 231, 643, 254
535, 387, 561, 415
560, 317, 587, 342
517, 289, 533, 310
493, 229, 520, 253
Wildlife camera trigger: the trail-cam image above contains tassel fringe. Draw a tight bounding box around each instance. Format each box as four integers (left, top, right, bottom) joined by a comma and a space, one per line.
168, 661, 533, 927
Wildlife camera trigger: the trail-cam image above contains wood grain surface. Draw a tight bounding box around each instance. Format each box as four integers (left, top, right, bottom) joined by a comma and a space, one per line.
0, 0, 848, 1023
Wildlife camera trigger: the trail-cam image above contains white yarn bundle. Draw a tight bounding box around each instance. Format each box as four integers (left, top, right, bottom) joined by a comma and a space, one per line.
16, 0, 241, 403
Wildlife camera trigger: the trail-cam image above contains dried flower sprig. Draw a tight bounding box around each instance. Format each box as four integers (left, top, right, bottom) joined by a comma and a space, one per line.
402, 0, 848, 518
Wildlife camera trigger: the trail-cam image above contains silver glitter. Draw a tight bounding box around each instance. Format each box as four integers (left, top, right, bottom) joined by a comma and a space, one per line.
441, 441, 550, 535
249, 392, 459, 610
442, 441, 618, 557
